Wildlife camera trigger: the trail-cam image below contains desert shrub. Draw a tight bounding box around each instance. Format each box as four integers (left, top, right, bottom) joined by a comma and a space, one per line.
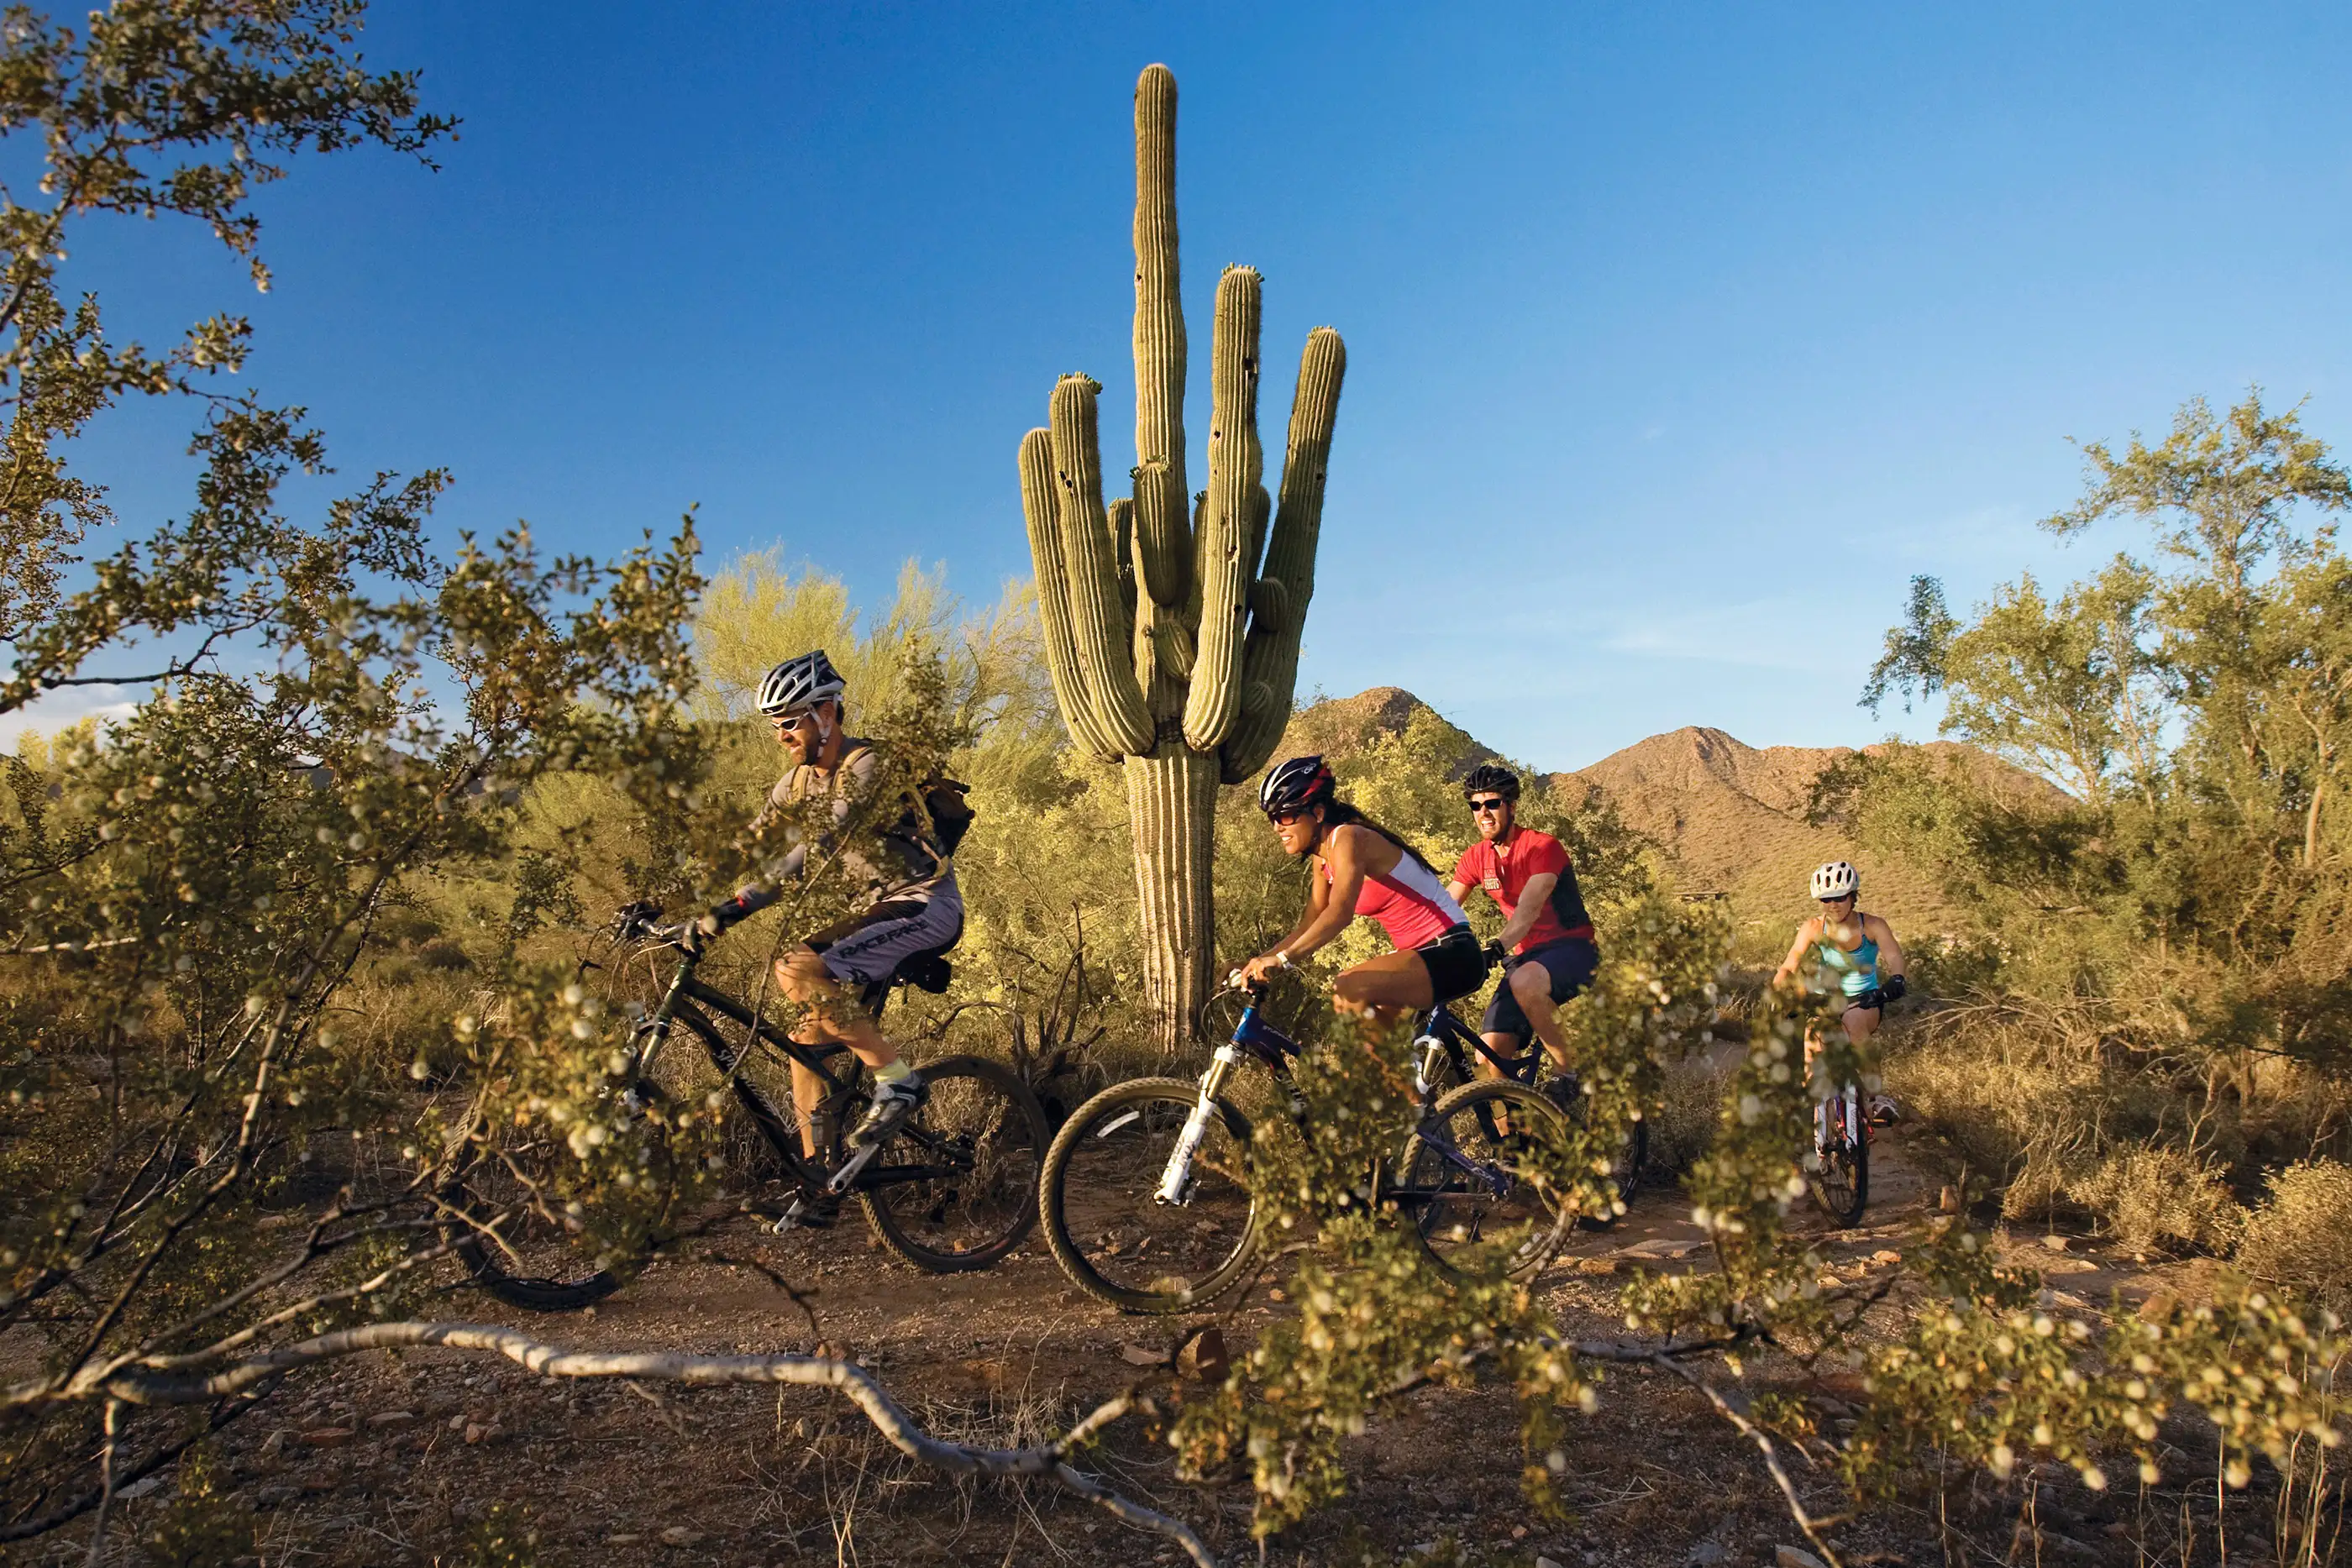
1646, 1050, 1732, 1176
2239, 1160, 2352, 1313
2070, 1146, 2244, 1259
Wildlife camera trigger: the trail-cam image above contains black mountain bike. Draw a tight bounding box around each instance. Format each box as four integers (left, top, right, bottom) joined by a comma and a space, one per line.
1039, 983, 1581, 1314
444, 905, 1048, 1310
1413, 967, 1646, 1224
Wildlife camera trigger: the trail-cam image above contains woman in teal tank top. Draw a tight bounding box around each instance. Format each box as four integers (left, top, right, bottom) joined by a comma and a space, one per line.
1772, 859, 1908, 1050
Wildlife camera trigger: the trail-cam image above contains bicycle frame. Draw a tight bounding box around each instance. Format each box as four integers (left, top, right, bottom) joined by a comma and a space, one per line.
1151, 990, 1532, 1208
626, 947, 937, 1207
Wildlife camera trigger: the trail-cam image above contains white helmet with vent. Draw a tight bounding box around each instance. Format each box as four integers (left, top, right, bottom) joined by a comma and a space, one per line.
1809, 860, 1860, 899
757, 649, 845, 717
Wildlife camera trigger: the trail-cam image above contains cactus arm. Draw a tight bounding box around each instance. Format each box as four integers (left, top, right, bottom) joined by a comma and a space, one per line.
1110, 496, 1139, 623
1130, 65, 1191, 637
1180, 266, 1264, 752
1220, 326, 1346, 783
1047, 374, 1156, 755
1019, 427, 1124, 762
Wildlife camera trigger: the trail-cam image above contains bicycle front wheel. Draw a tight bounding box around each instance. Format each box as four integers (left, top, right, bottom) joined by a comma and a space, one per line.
1041, 1078, 1262, 1314
860, 1056, 1047, 1272
1394, 1079, 1576, 1283
1808, 1089, 1870, 1226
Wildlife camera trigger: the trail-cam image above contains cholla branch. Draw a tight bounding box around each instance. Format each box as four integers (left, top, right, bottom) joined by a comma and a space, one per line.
39, 1322, 1219, 1567
0, 1381, 274, 1543
1661, 1355, 1845, 1568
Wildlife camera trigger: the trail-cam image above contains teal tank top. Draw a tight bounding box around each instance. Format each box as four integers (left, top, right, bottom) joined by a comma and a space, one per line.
1813, 922, 1880, 998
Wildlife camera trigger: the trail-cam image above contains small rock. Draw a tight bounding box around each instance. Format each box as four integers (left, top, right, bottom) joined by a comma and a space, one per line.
2137, 1290, 2180, 1323
365, 1411, 416, 1429
445, 1413, 466, 1432
604, 1535, 642, 1546
1536, 1557, 1565, 1568
1614, 1236, 1702, 1260
1870, 1249, 1901, 1264
660, 1525, 699, 1545
463, 1422, 489, 1445
299, 1428, 353, 1447
1118, 1342, 1173, 1368
1513, 1524, 1530, 1539
1179, 1327, 1229, 1382
116, 1475, 163, 1501
1938, 1185, 1960, 1213
2103, 1521, 2133, 1539
1688, 1543, 1728, 1565
1777, 1548, 1827, 1568
252, 1484, 297, 1510
1575, 1256, 1620, 1276
2040, 1233, 2070, 1251
258, 1430, 288, 1460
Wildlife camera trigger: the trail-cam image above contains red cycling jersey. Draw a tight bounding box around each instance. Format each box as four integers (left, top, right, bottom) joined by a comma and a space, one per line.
1452, 827, 1593, 954
1320, 841, 1467, 951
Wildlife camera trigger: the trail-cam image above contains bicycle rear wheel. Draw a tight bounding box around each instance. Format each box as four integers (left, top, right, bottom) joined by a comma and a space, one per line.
1395, 1079, 1576, 1282
859, 1056, 1047, 1272
1808, 1088, 1870, 1226
1041, 1078, 1262, 1314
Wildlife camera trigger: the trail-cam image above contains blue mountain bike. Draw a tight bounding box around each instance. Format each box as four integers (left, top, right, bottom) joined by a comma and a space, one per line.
1038, 983, 1582, 1314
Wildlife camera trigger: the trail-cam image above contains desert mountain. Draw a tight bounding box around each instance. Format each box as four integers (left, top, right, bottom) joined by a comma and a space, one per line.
1289, 689, 2050, 936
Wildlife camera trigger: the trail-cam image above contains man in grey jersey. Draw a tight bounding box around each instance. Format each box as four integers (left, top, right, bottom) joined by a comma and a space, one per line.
690, 651, 957, 1181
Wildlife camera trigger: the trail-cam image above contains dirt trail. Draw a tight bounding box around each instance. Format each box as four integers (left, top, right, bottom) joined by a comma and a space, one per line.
8, 1119, 2197, 1566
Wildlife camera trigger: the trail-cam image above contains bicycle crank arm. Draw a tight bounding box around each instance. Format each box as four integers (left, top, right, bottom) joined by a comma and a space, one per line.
826, 1142, 880, 1197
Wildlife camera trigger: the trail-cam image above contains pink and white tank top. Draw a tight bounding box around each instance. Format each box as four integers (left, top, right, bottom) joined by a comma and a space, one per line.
1320, 840, 1468, 952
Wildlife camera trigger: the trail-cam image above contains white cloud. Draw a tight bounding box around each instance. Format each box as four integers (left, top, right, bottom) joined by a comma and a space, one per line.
1601, 595, 1845, 674
0, 684, 139, 750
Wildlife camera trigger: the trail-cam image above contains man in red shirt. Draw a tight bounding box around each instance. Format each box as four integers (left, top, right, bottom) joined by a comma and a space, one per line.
1444, 763, 1599, 1070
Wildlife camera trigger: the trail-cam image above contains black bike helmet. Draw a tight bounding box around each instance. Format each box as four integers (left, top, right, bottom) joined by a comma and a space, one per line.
1260, 755, 1336, 816
1462, 763, 1520, 803
758, 649, 846, 717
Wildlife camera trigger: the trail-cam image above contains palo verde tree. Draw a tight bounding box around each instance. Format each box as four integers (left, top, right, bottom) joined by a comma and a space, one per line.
1019, 63, 1346, 1052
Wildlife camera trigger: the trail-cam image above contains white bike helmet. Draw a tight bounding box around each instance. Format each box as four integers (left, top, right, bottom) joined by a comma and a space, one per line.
1810, 860, 1861, 900
757, 649, 845, 717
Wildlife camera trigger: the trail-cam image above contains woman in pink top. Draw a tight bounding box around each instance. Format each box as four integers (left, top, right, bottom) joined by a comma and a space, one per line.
1233, 756, 1490, 1019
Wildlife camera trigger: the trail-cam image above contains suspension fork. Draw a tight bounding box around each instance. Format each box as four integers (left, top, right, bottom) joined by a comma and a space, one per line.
1154, 1044, 1242, 1206
626, 964, 696, 1089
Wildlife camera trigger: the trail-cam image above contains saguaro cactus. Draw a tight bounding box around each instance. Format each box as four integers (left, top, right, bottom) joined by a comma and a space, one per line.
1019, 64, 1346, 1052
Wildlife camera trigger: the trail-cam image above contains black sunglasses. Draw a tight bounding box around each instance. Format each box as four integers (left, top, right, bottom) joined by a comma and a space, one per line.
1268, 808, 1309, 826
1469, 798, 1509, 813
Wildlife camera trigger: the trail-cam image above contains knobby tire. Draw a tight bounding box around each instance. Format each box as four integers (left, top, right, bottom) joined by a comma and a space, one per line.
1041, 1077, 1262, 1314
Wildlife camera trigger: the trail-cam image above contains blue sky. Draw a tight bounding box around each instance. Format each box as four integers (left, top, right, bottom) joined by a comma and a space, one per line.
21, 2, 2352, 769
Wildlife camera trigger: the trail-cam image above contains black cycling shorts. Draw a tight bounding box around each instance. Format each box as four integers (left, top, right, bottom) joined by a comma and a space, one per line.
1415, 923, 1490, 1006
1481, 935, 1600, 1045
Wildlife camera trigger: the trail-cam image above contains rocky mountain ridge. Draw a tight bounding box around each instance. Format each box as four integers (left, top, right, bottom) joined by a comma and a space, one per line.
1296, 688, 2050, 935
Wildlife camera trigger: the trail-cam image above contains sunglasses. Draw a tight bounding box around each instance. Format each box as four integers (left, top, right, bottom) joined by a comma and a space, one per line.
1268, 808, 1309, 826
1819, 894, 1855, 905
1470, 798, 1509, 813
